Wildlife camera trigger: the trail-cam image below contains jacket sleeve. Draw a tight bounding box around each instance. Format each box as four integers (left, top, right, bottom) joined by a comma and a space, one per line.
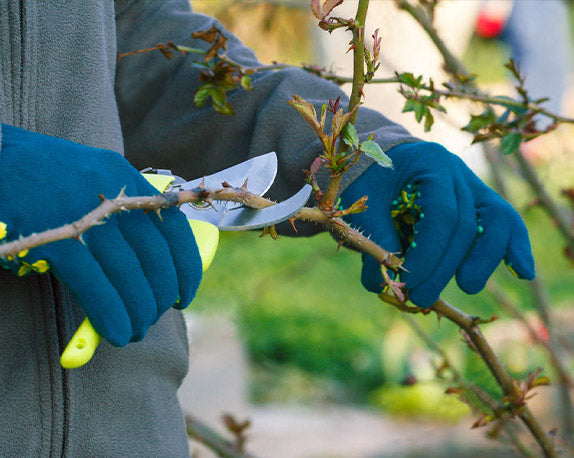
114, 0, 419, 235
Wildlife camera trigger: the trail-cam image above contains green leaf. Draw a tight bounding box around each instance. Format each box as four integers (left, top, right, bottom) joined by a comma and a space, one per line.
208, 86, 234, 116
424, 112, 434, 132
360, 140, 392, 168
340, 196, 368, 216
462, 108, 496, 133
402, 99, 417, 113
501, 132, 523, 155
287, 95, 323, 138
331, 105, 357, 141
213, 100, 235, 116
414, 103, 426, 123
341, 122, 359, 149
497, 109, 511, 125
240, 75, 253, 91
397, 72, 421, 88
209, 86, 227, 107
320, 103, 327, 130
194, 83, 214, 108
532, 375, 551, 388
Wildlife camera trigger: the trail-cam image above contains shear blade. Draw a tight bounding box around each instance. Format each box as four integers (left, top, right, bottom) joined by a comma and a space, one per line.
182, 152, 278, 197
218, 184, 312, 231
180, 184, 312, 230
180, 152, 278, 220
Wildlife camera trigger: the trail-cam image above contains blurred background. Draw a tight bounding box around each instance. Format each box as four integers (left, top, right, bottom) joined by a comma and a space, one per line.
178, 1, 574, 456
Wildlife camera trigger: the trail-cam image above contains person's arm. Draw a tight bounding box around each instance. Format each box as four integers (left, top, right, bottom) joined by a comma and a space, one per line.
114, 0, 418, 236
113, 0, 534, 307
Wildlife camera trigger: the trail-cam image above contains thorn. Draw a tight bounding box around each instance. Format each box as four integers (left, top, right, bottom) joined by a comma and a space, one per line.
98, 193, 106, 202
205, 198, 217, 211
222, 181, 231, 188
74, 233, 86, 245
289, 217, 297, 233
241, 177, 249, 190
200, 177, 206, 188
155, 209, 163, 221
337, 239, 344, 251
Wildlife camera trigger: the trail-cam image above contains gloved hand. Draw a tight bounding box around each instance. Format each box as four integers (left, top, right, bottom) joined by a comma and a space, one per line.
341, 141, 535, 307
0, 124, 202, 346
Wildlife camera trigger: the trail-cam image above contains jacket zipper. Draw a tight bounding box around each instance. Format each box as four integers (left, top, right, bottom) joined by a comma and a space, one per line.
15, 2, 69, 455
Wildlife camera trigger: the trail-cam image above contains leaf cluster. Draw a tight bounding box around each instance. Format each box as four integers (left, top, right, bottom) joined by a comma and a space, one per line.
190, 26, 254, 115
397, 72, 446, 132
460, 61, 557, 155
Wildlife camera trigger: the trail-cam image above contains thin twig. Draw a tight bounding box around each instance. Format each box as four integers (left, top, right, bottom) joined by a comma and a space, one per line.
185, 414, 258, 458
486, 282, 571, 387
487, 281, 574, 445
403, 315, 535, 458
430, 298, 558, 457
514, 147, 574, 247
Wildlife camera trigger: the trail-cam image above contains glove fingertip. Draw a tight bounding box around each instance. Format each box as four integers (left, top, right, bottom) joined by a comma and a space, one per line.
505, 257, 535, 281
456, 270, 487, 295
506, 221, 536, 281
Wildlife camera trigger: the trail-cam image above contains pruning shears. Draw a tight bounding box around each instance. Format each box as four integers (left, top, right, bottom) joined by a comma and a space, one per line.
60, 152, 311, 369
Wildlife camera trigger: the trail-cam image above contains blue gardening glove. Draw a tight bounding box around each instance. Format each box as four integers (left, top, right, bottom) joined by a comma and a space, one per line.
0, 124, 202, 346
341, 141, 535, 307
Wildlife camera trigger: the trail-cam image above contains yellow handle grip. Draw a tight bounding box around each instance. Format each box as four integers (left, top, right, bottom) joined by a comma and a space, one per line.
60, 173, 219, 369
60, 317, 103, 369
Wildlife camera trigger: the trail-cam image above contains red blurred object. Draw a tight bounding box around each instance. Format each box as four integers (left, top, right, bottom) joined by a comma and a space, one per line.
476, 11, 506, 38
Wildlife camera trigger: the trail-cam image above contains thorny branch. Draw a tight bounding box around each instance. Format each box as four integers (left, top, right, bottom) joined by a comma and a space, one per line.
387, 1, 570, 454
0, 186, 402, 271
402, 315, 535, 457
432, 301, 552, 440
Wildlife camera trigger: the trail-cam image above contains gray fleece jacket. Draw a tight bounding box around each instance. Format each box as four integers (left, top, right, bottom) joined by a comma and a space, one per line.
0, 1, 416, 456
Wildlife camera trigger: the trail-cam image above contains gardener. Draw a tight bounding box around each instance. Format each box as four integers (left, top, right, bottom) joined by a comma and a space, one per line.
0, 1, 534, 455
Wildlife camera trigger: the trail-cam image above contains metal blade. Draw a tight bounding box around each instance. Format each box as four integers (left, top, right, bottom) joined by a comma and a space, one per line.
179, 152, 278, 219
180, 184, 312, 231
181, 152, 278, 197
